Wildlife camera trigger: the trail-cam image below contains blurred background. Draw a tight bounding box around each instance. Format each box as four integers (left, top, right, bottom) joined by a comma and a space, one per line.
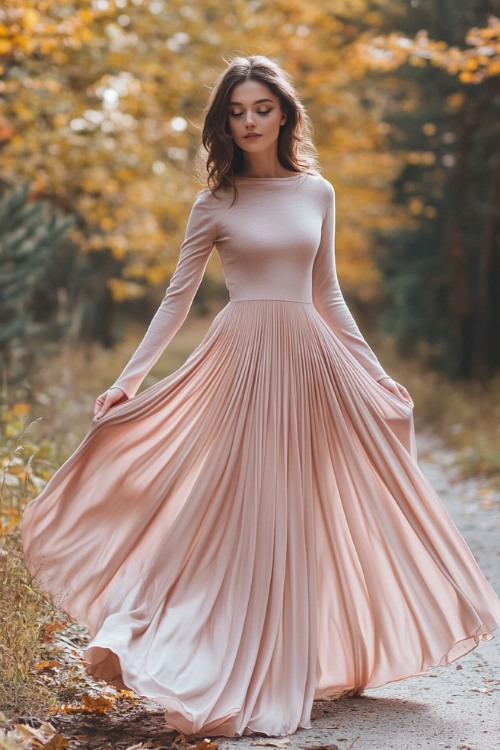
0, 1, 499, 492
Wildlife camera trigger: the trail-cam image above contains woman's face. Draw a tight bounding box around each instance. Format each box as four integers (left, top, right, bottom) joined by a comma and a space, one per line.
227, 79, 286, 153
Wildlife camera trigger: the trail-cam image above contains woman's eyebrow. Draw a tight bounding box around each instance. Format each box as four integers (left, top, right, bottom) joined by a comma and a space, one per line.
228, 98, 274, 105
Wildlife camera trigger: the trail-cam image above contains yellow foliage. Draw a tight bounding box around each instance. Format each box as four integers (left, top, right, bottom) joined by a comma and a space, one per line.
79, 8, 94, 24
146, 265, 170, 285
107, 278, 145, 302
99, 216, 115, 231
459, 71, 475, 83
446, 91, 465, 111
487, 60, 500, 74
108, 245, 127, 261
52, 113, 66, 127
357, 16, 500, 83
0, 401, 54, 497
123, 263, 147, 280
409, 56, 427, 68
465, 58, 479, 71
3, 422, 24, 439
22, 8, 40, 31
408, 197, 424, 215
11, 403, 30, 415
0, 0, 415, 301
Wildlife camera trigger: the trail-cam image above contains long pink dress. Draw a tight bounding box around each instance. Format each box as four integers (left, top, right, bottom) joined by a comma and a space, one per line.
22, 172, 500, 738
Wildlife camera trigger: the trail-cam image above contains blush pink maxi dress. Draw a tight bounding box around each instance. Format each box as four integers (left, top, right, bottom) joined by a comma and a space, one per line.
22, 172, 500, 737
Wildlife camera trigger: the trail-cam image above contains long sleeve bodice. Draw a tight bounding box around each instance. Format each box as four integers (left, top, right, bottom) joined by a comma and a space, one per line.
111, 173, 388, 398
111, 196, 216, 397
310, 179, 389, 383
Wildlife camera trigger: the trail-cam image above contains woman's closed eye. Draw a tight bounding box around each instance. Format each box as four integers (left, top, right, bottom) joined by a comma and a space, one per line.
230, 110, 273, 118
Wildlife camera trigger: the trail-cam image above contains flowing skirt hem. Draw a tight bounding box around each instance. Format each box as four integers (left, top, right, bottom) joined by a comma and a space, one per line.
79, 620, 499, 737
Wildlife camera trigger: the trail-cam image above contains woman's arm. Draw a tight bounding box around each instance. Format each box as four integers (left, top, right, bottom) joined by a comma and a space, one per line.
109, 191, 216, 399
311, 180, 390, 383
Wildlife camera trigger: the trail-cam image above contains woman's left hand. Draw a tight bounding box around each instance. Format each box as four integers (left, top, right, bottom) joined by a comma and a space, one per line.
378, 376, 413, 407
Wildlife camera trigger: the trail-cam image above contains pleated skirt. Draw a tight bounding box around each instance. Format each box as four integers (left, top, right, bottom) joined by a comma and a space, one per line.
22, 300, 500, 737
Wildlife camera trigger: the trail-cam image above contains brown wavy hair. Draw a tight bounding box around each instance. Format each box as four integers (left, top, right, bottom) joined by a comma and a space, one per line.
194, 54, 320, 204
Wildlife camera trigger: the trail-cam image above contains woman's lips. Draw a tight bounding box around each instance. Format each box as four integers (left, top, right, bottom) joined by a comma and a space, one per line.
244, 134, 261, 139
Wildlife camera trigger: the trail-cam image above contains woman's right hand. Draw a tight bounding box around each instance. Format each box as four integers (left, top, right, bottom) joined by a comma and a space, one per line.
94, 387, 129, 420
377, 376, 413, 407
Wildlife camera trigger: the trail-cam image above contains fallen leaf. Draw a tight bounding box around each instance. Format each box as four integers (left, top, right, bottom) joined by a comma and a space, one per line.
35, 661, 64, 671
82, 693, 115, 711
55, 693, 115, 714
10, 721, 64, 747
40, 734, 69, 749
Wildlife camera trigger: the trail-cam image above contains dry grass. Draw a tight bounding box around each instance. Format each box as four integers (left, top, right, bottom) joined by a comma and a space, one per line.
0, 533, 62, 718
378, 339, 500, 484
29, 312, 217, 454
0, 402, 65, 719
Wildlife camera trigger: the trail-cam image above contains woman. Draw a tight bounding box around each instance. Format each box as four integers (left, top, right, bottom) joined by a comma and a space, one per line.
22, 54, 500, 738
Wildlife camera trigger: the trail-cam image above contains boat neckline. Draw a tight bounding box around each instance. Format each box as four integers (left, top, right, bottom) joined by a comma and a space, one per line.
234, 172, 307, 181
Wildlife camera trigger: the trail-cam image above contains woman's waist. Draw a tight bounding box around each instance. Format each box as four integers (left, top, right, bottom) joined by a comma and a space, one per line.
229, 294, 313, 304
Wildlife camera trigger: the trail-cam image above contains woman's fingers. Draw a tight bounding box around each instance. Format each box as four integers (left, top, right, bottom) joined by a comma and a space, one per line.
379, 377, 400, 397
378, 377, 413, 406
94, 388, 128, 420
396, 383, 414, 406
93, 392, 107, 417
95, 394, 111, 420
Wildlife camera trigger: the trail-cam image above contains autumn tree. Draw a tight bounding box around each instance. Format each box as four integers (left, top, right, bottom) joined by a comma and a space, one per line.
0, 1, 403, 316
357, 4, 500, 379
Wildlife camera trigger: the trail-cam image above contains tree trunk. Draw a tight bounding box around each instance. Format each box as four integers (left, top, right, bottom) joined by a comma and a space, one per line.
447, 119, 472, 378
473, 156, 500, 380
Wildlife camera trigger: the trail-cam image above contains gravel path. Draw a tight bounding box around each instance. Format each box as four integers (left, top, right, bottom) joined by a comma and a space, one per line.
220, 432, 500, 750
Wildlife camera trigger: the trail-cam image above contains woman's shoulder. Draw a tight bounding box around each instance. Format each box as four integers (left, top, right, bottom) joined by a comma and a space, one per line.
304, 170, 334, 189
298, 171, 335, 203
194, 186, 215, 203
193, 184, 232, 210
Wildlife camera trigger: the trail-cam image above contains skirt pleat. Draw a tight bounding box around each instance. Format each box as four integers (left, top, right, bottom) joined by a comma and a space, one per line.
22, 300, 500, 737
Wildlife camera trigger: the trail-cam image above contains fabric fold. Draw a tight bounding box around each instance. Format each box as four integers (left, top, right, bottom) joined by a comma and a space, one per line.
22, 300, 500, 737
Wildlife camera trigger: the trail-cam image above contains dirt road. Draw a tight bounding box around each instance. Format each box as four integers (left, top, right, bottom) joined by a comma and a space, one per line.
222, 433, 500, 750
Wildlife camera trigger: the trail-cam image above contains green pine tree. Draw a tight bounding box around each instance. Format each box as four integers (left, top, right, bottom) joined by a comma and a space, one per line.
0, 180, 75, 381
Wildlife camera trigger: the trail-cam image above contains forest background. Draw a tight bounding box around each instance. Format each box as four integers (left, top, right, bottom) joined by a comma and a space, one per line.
1, 0, 500, 727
